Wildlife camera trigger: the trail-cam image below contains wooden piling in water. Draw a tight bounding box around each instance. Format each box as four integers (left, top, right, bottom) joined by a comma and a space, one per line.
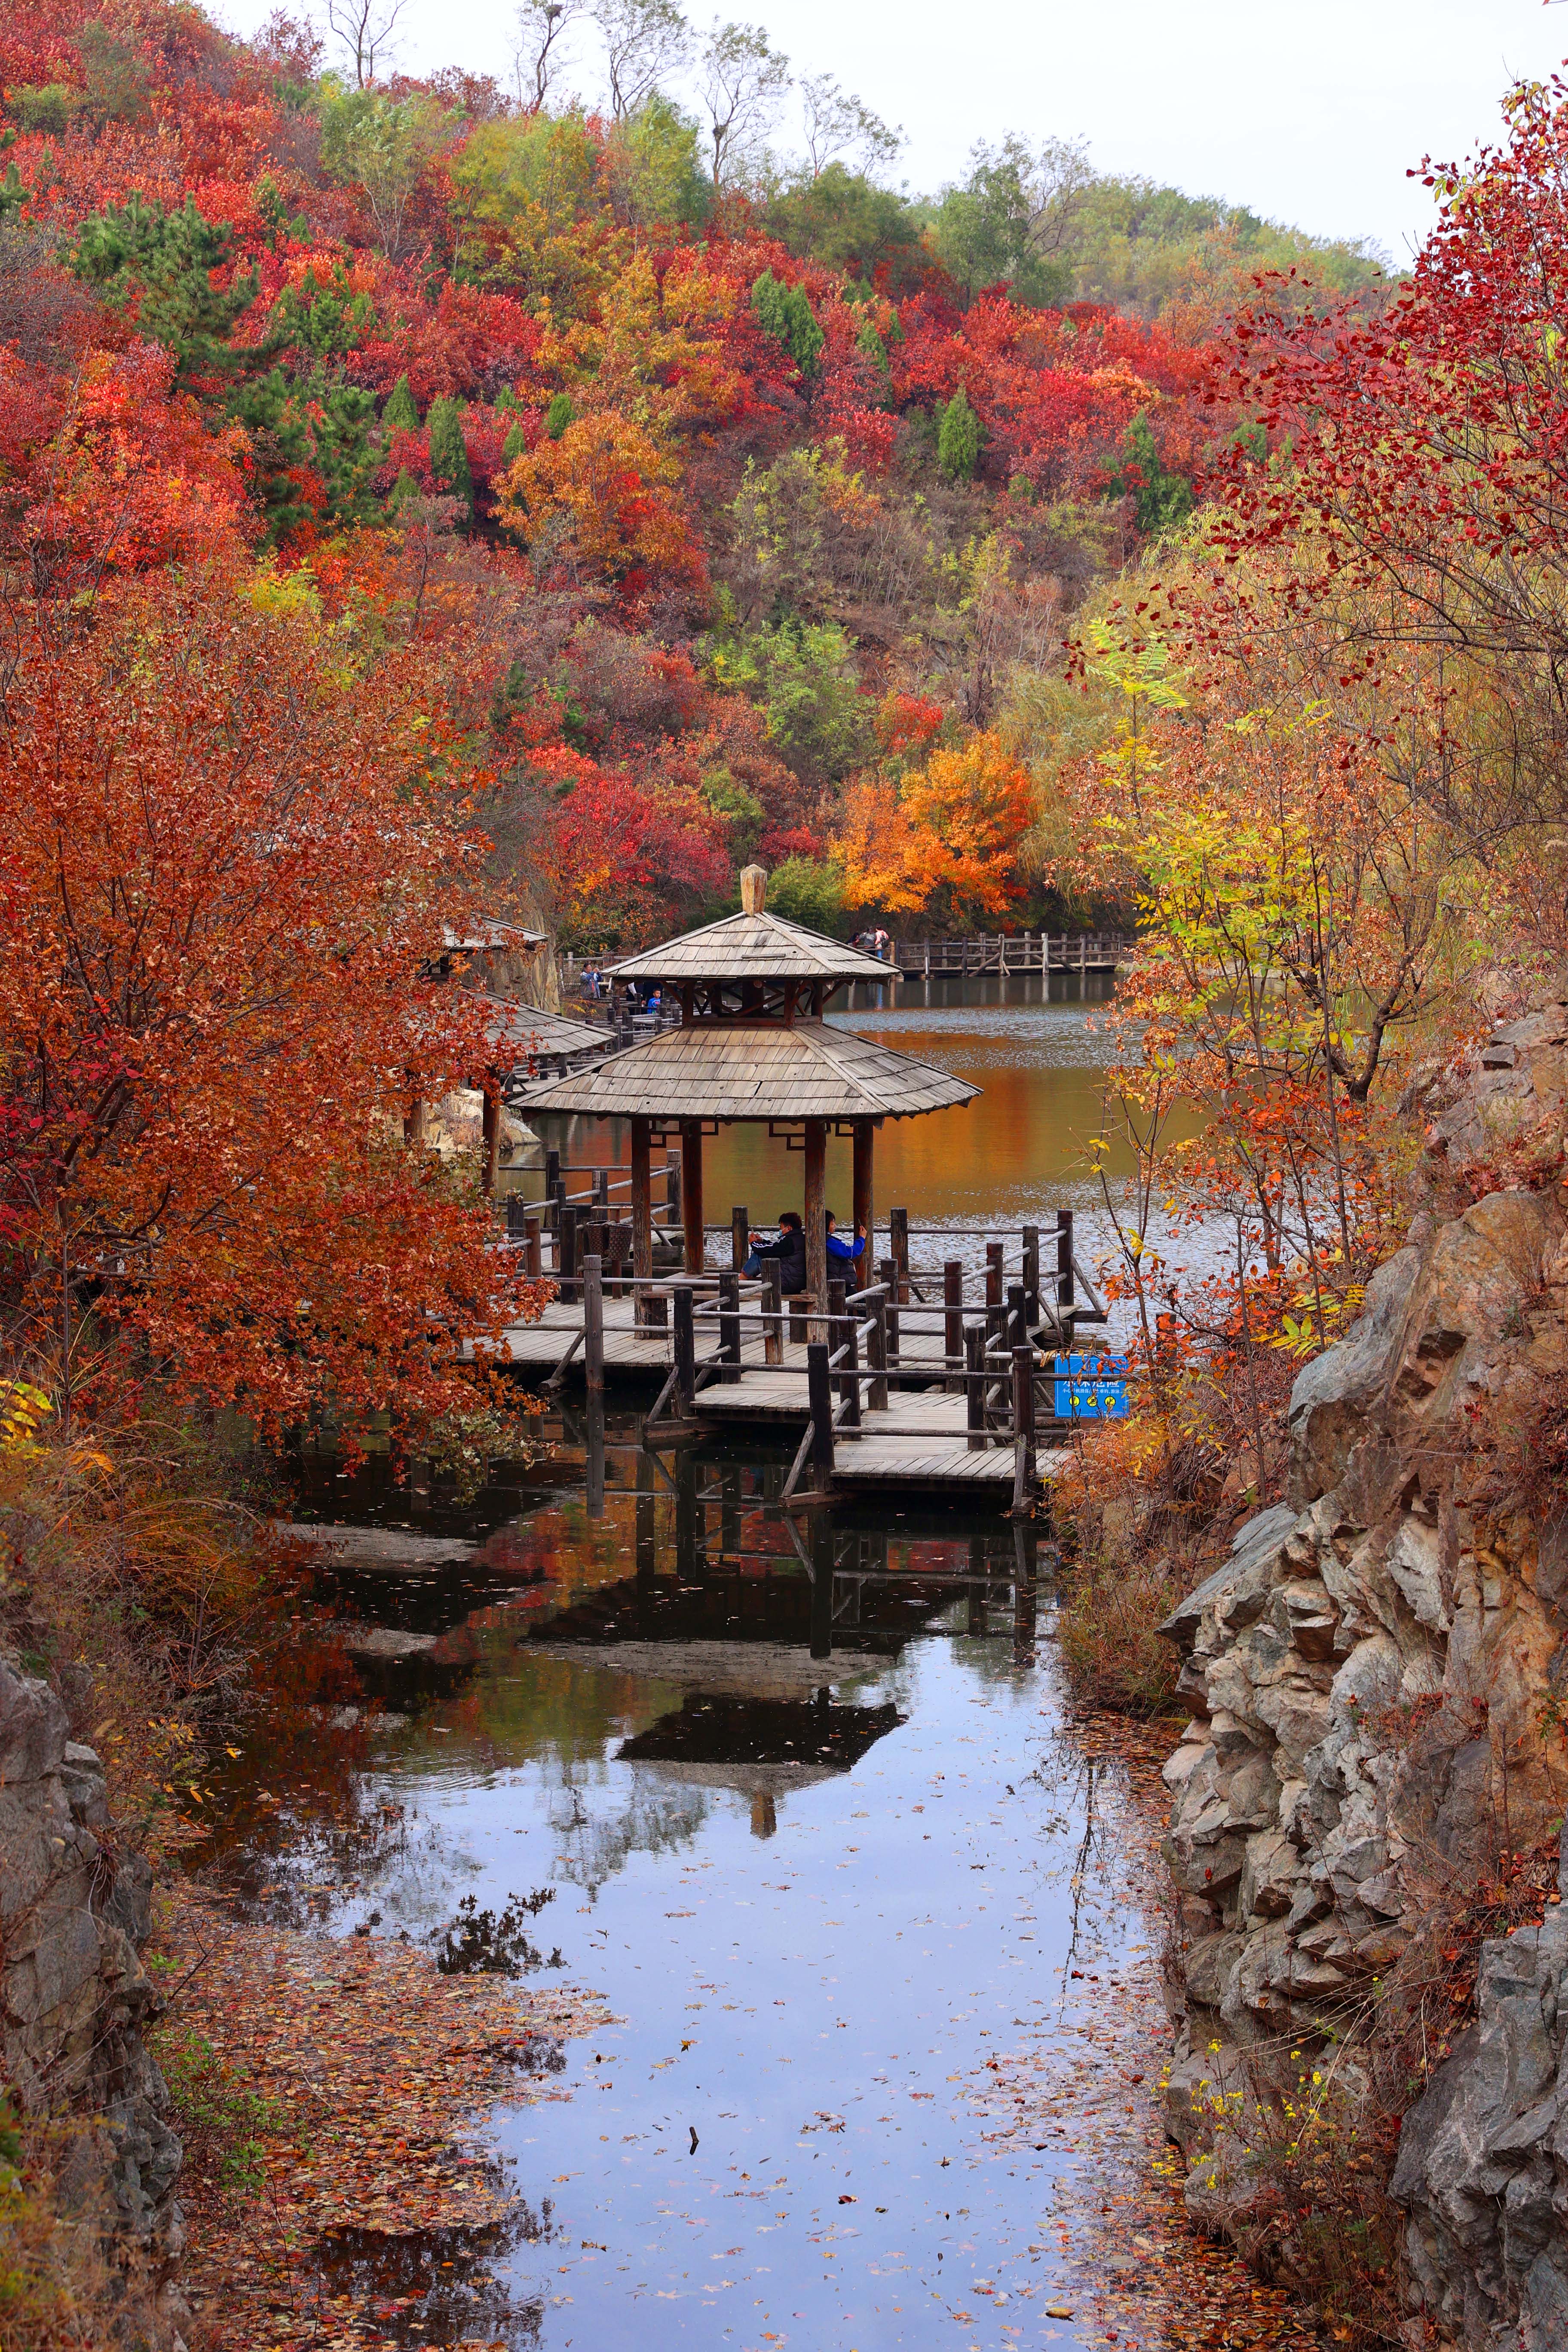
807, 1342, 834, 1491
879, 1256, 900, 1366
1011, 1344, 1036, 1515
674, 1282, 695, 1409
944, 1259, 964, 1381
1057, 1209, 1075, 1312
867, 1283, 888, 1411
761, 1259, 783, 1366
891, 1207, 910, 1303
719, 1269, 741, 1384
582, 1253, 604, 1401
966, 1325, 986, 1451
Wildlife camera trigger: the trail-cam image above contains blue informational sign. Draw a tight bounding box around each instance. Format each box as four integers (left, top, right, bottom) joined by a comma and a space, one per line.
1052, 1354, 1130, 1420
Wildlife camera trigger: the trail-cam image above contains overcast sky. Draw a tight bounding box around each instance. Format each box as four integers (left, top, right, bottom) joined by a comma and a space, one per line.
221, 0, 1568, 260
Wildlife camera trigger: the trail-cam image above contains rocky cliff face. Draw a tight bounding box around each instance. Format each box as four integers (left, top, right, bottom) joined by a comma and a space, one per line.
1158, 1008, 1568, 2339
0, 1652, 184, 2342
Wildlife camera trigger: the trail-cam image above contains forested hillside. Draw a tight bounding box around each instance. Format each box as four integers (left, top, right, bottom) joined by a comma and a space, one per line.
0, 0, 1384, 958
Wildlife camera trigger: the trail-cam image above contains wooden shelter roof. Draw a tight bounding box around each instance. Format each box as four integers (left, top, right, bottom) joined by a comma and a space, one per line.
482, 998, 608, 1060
608, 909, 892, 986
518, 1020, 977, 1121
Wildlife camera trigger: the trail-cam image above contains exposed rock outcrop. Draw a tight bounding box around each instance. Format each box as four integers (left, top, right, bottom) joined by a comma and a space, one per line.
1157, 1055, 1568, 2333
0, 1653, 184, 2341
1390, 1874, 1568, 2350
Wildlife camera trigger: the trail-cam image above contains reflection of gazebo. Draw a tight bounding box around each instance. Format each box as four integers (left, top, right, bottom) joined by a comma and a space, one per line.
519, 867, 978, 1314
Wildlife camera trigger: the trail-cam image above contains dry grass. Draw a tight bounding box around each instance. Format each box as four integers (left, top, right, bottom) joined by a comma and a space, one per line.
1054, 1542, 1187, 1718
0, 1396, 295, 1852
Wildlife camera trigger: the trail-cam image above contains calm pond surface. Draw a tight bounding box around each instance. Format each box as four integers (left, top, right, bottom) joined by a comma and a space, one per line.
195, 978, 1239, 2350
209, 1437, 1164, 2351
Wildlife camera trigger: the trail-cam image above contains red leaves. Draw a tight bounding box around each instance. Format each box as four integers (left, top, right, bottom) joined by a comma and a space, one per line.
0, 558, 530, 1439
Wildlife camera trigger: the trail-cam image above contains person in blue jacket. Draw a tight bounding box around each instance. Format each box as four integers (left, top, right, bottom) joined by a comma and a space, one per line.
825, 1211, 867, 1265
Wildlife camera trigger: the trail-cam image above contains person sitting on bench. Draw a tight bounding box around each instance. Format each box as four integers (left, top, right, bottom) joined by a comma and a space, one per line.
744, 1210, 807, 1293
825, 1210, 867, 1265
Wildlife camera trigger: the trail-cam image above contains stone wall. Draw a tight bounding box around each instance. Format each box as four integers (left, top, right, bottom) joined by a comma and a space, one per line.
0, 1652, 184, 2343
1157, 1013, 1568, 2334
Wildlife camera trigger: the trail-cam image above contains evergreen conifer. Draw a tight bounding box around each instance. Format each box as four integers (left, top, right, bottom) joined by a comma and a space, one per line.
937, 388, 980, 482
382, 374, 419, 435
426, 396, 472, 517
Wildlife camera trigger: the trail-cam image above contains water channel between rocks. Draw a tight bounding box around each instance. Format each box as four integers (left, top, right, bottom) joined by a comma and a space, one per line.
194, 980, 1248, 2351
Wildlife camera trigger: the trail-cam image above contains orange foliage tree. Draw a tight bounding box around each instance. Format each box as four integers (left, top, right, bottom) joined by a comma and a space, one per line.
0, 561, 538, 1437
496, 411, 702, 597
833, 729, 1036, 924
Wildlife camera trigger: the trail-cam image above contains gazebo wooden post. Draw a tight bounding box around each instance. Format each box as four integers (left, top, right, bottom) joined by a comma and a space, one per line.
631, 1116, 653, 1331
852, 1121, 874, 1274
804, 1117, 828, 1341
680, 1117, 704, 1276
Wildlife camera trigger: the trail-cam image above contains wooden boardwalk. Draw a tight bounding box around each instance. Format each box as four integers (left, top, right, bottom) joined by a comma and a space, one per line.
491, 1295, 958, 1382
491, 1293, 1081, 1501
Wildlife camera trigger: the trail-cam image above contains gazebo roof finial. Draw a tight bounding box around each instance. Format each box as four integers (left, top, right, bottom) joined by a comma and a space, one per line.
739, 863, 766, 915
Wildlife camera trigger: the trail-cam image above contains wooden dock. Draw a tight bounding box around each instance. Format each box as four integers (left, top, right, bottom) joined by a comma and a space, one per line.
891, 931, 1129, 980
485, 1210, 1115, 1506
558, 931, 1131, 999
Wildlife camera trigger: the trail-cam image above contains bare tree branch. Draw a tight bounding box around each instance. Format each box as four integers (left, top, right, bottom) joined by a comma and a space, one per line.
513, 0, 585, 114
592, 0, 690, 120
325, 0, 405, 89
697, 17, 788, 187
798, 73, 901, 182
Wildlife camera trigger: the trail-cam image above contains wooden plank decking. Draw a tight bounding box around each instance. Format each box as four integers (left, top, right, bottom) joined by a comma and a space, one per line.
490, 1298, 1072, 1498
490, 1296, 957, 1381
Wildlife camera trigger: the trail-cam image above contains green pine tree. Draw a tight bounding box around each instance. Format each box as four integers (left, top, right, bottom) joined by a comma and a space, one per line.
544, 391, 575, 441
856, 314, 888, 371
780, 283, 824, 378
751, 269, 789, 343
502, 420, 528, 466
73, 192, 257, 386
751, 270, 824, 380
382, 374, 420, 435
426, 396, 473, 518
937, 388, 980, 483
1117, 411, 1193, 536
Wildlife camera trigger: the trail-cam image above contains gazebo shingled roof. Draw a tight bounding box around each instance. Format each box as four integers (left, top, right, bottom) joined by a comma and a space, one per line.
482, 997, 609, 1063
519, 1019, 975, 1122
608, 907, 892, 986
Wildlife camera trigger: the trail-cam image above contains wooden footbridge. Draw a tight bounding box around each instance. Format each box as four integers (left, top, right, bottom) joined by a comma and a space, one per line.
560, 931, 1130, 999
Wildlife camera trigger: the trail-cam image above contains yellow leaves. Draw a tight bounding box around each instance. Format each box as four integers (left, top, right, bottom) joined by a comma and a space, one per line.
0, 1381, 53, 1453
247, 558, 325, 634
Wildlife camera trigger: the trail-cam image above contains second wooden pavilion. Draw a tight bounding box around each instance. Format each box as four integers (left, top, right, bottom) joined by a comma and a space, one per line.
519, 867, 978, 1315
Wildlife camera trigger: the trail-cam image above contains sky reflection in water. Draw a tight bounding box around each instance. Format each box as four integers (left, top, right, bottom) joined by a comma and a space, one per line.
213, 1439, 1157, 2351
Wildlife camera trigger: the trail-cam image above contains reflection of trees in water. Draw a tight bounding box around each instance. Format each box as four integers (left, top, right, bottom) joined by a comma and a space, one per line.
1022, 1737, 1143, 1988
314, 2205, 557, 2346
546, 1763, 709, 1901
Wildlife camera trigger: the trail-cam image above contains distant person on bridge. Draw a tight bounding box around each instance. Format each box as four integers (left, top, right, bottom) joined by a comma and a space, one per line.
744, 1210, 807, 1292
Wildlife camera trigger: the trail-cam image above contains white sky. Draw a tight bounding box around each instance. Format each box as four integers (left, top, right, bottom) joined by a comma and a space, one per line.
220, 0, 1568, 260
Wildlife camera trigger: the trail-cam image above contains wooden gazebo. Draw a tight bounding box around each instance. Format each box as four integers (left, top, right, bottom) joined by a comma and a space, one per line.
519, 867, 978, 1315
